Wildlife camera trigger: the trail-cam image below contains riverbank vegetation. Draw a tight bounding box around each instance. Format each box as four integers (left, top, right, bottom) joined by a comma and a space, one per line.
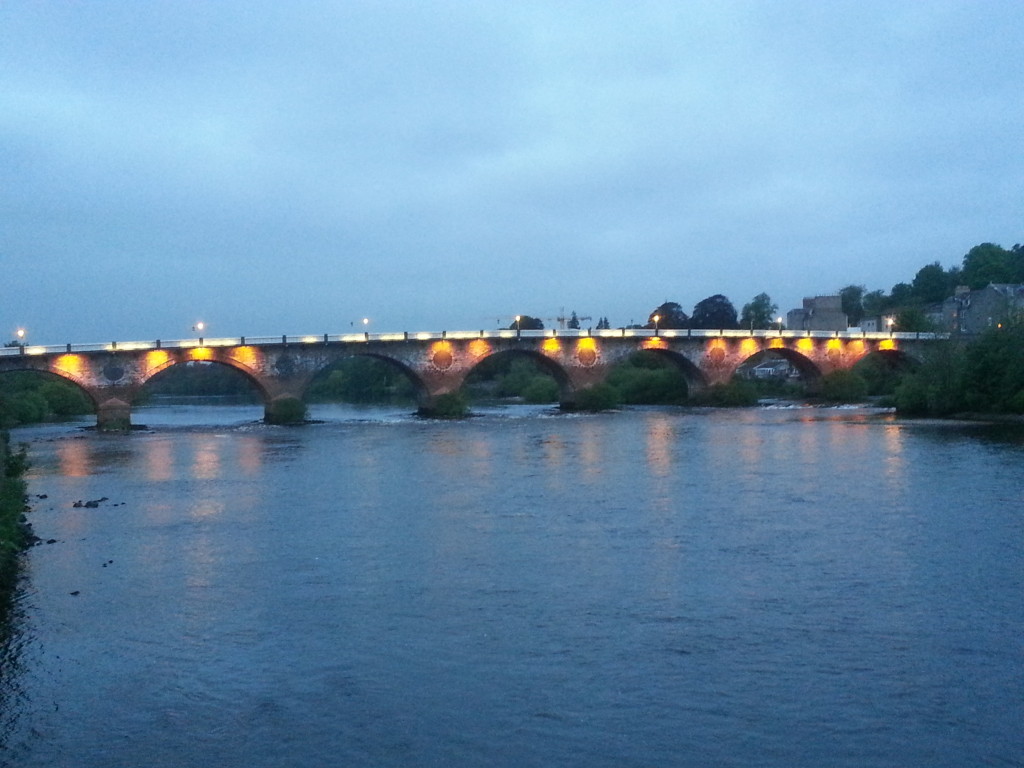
0, 373, 93, 428
893, 322, 1024, 416
0, 432, 30, 608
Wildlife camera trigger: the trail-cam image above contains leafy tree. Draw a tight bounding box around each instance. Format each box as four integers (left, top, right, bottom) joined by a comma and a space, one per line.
961, 242, 1021, 289
911, 262, 954, 304
894, 307, 934, 332
894, 321, 1024, 415
862, 289, 889, 317
889, 282, 914, 306
509, 315, 544, 331
894, 342, 967, 415
739, 292, 778, 330
690, 294, 739, 330
839, 285, 866, 326
819, 370, 869, 403
647, 302, 689, 329
961, 321, 1024, 412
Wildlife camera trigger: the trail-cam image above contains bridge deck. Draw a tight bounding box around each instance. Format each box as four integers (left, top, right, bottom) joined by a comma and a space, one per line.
1, 328, 949, 357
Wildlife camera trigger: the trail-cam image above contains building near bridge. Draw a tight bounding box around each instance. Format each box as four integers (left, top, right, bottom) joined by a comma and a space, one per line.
786, 295, 848, 332
937, 284, 1024, 335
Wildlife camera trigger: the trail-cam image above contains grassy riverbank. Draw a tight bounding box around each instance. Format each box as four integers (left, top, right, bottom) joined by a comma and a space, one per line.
0, 432, 31, 604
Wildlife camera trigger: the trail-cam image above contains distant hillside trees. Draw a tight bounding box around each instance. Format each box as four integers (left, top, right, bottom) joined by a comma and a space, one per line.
839, 241, 1022, 327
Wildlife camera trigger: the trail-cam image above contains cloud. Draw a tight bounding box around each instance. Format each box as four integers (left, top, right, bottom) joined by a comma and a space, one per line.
1, 1, 1021, 341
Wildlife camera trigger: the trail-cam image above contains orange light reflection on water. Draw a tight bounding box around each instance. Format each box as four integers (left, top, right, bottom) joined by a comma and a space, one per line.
56, 439, 92, 477
191, 437, 221, 480
645, 417, 674, 478
146, 438, 175, 481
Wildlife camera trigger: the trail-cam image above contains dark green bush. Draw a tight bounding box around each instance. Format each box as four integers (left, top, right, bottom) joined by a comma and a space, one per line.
522, 377, 559, 404
607, 366, 688, 404
819, 370, 869, 403
574, 383, 620, 412
690, 381, 758, 407
265, 396, 307, 424
426, 392, 469, 419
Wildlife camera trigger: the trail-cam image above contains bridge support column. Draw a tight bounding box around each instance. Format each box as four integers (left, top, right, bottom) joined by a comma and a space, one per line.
96, 398, 132, 432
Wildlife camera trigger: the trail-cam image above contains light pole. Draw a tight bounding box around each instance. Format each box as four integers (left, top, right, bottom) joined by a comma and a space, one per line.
193, 321, 205, 346
15, 328, 25, 350
515, 315, 521, 337
776, 316, 784, 333
652, 314, 661, 336
362, 317, 370, 339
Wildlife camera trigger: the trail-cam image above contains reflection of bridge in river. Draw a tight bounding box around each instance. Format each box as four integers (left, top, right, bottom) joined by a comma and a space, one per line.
0, 328, 946, 429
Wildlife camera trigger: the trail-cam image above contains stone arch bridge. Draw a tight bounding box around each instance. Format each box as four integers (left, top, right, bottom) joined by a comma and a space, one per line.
0, 328, 944, 430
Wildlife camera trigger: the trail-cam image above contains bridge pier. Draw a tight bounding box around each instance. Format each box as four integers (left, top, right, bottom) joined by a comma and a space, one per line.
96, 398, 132, 432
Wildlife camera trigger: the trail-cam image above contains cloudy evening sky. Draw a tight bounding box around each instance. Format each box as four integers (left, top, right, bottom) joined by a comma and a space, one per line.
2, 1, 1022, 344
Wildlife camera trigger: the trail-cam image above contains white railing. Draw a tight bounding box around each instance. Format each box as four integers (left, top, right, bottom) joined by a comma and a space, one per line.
0, 327, 951, 357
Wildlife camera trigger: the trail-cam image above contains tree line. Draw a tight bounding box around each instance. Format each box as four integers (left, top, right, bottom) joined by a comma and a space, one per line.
840, 242, 1023, 331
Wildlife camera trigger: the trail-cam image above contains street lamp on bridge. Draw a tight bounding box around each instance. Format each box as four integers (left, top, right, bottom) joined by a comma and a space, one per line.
193, 321, 205, 346
652, 314, 661, 336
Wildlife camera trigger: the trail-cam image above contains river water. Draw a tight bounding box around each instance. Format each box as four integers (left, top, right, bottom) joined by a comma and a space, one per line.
1, 403, 1021, 767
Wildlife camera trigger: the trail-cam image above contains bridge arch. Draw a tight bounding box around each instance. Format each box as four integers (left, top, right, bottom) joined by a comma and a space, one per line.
850, 348, 920, 396
736, 347, 824, 389
302, 351, 431, 411
136, 358, 270, 403
629, 345, 710, 394
462, 347, 575, 406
